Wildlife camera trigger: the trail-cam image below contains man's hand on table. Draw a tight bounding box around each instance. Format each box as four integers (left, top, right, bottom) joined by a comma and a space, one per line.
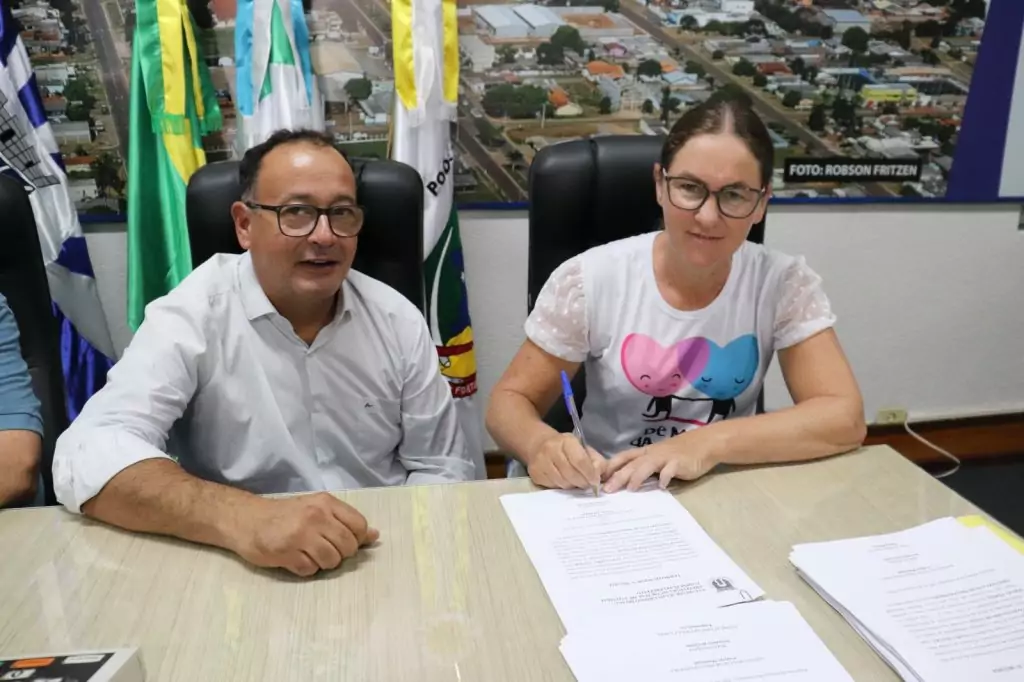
231, 493, 380, 577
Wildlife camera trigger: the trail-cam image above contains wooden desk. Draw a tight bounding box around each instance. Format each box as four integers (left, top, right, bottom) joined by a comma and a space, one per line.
0, 445, 983, 681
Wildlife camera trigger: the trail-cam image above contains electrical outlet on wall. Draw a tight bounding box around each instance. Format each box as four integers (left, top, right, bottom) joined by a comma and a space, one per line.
876, 408, 908, 425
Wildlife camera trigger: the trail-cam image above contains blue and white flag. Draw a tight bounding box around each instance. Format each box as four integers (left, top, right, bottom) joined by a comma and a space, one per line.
0, 2, 114, 419
235, 0, 324, 151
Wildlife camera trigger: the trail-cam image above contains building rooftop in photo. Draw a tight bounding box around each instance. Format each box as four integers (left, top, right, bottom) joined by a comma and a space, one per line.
475, 5, 527, 30
822, 9, 871, 23
513, 4, 564, 28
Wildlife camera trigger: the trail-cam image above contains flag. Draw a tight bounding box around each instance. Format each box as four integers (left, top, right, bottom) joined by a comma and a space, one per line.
235, 0, 323, 151
127, 0, 221, 330
391, 0, 485, 478
0, 1, 115, 419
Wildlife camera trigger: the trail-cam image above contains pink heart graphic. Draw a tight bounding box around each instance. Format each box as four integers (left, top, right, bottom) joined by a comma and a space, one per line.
621, 334, 709, 397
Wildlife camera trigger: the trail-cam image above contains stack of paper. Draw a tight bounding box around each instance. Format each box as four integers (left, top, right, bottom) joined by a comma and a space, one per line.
790, 517, 1024, 681
560, 600, 854, 681
501, 488, 853, 680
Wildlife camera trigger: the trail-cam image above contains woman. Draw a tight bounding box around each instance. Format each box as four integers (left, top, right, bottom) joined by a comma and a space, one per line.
486, 94, 865, 494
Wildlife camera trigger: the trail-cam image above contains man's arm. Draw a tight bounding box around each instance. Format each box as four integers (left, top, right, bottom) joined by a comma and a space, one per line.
396, 319, 475, 484
85, 458, 380, 577
51, 296, 204, 514
0, 295, 43, 507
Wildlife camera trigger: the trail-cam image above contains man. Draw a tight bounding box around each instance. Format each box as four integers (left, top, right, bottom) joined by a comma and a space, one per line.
0, 293, 43, 507
53, 129, 472, 576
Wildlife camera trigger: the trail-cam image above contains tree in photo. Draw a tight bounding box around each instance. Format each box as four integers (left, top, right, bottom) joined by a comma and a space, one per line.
678, 15, 698, 31
537, 41, 565, 66
782, 90, 801, 108
789, 56, 805, 76
344, 77, 372, 103
753, 73, 767, 87
499, 45, 517, 64
712, 49, 725, 60
659, 86, 678, 125
482, 84, 549, 119
599, 96, 613, 114
91, 152, 124, 196
841, 26, 869, 54
732, 58, 757, 77
550, 25, 586, 55
684, 60, 705, 77
808, 103, 827, 131
64, 75, 96, 121
637, 59, 662, 78
641, 99, 654, 115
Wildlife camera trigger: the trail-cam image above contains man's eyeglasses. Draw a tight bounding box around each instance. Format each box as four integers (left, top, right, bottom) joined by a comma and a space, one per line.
245, 202, 366, 238
661, 171, 766, 219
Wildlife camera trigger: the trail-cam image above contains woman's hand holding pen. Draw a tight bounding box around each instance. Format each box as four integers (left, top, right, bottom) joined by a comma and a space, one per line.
527, 433, 606, 491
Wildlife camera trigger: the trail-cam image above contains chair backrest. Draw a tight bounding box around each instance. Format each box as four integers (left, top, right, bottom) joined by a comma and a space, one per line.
186, 157, 426, 312
527, 135, 767, 431
0, 175, 69, 505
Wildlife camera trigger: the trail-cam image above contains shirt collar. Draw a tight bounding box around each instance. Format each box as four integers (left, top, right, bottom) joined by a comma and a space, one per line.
237, 251, 352, 324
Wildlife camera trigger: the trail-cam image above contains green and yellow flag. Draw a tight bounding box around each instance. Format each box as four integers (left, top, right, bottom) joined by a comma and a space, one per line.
127, 0, 221, 330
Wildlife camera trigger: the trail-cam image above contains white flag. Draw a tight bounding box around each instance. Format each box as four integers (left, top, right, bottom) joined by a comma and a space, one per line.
0, 1, 114, 416
391, 0, 486, 478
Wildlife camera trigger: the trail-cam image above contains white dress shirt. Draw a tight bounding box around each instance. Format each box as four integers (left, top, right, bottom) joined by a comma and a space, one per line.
53, 252, 472, 513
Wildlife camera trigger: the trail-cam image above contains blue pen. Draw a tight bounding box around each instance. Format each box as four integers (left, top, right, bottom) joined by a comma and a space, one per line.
560, 370, 600, 497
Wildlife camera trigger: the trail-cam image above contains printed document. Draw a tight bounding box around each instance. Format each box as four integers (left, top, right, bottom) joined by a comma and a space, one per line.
500, 488, 763, 631
560, 600, 854, 681
791, 517, 1024, 681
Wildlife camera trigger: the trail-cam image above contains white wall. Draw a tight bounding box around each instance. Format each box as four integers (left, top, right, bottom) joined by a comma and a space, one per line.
87, 204, 1024, 450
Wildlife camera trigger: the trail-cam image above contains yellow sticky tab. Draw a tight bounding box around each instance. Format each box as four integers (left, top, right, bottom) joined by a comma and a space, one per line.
958, 515, 1024, 554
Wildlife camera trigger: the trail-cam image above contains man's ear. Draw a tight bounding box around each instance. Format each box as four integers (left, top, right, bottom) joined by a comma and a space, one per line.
231, 201, 253, 250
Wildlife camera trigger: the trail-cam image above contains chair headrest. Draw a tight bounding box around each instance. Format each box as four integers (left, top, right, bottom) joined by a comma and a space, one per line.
527, 136, 665, 306
185, 157, 426, 311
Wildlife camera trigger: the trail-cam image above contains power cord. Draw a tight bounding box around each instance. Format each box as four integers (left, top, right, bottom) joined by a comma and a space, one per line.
903, 419, 961, 479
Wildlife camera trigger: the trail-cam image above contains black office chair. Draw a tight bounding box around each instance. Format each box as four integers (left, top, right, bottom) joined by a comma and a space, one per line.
185, 157, 426, 312
527, 135, 767, 433
0, 175, 70, 506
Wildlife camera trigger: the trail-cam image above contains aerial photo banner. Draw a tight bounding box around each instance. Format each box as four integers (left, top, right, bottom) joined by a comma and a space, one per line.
20, 0, 1024, 214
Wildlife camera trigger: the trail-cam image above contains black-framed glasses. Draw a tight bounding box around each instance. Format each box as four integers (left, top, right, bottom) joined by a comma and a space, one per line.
661, 171, 766, 219
245, 201, 366, 238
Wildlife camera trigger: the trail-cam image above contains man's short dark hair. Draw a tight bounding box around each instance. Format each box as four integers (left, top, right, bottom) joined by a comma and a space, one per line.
238, 129, 349, 199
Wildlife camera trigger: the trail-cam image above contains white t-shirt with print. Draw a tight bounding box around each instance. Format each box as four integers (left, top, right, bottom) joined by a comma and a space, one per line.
525, 231, 835, 458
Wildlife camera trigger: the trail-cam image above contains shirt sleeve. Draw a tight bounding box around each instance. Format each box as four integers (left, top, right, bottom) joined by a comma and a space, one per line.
773, 257, 837, 350
524, 255, 590, 362
0, 295, 42, 435
52, 295, 205, 513
396, 317, 474, 485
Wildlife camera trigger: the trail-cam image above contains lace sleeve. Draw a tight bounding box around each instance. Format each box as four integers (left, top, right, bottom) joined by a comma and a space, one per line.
524, 256, 590, 362
774, 257, 836, 350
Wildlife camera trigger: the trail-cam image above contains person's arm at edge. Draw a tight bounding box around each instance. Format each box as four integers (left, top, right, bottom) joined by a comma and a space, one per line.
0, 431, 42, 506
701, 328, 867, 468
397, 318, 475, 484
0, 295, 43, 506
485, 339, 581, 468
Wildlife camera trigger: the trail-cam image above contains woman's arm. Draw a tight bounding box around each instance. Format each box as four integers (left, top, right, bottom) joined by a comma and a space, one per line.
604, 328, 865, 492
486, 339, 575, 462
486, 340, 604, 489
713, 327, 866, 464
